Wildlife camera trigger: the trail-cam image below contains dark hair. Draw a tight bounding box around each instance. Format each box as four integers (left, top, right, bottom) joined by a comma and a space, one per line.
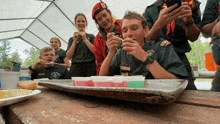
74, 13, 88, 24
93, 9, 112, 33
121, 11, 147, 29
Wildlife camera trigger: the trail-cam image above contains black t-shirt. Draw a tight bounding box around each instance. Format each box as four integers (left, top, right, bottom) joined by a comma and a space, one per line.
66, 33, 95, 63
31, 64, 71, 80
54, 49, 66, 64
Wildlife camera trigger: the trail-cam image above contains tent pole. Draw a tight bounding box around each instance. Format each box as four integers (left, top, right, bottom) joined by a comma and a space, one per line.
0, 29, 26, 33
52, 2, 76, 28
37, 19, 67, 43
19, 37, 40, 50
27, 29, 50, 46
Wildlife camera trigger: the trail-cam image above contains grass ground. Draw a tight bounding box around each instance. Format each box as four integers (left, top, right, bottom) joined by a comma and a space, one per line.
195, 79, 213, 82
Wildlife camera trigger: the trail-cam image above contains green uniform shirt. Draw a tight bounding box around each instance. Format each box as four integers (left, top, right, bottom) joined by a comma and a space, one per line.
109, 38, 189, 79
201, 0, 220, 28
142, 0, 201, 53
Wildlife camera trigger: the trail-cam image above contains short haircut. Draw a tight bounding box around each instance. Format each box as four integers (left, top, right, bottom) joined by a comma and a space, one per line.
121, 11, 147, 29
40, 47, 55, 56
50, 37, 61, 47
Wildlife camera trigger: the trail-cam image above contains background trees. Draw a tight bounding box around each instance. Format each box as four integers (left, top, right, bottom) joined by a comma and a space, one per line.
0, 41, 21, 69
0, 41, 39, 69
186, 38, 211, 69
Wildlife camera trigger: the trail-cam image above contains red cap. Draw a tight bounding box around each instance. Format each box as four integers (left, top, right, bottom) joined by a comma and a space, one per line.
92, 2, 107, 19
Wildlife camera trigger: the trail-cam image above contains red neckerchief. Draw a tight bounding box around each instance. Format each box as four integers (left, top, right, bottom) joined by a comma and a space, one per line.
160, 3, 175, 36
210, 38, 213, 47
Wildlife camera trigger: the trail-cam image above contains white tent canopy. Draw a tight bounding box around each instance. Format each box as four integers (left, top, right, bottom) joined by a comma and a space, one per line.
1, 0, 207, 50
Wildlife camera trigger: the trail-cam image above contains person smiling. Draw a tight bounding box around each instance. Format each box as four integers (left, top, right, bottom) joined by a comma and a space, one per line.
92, 1, 122, 75
50, 37, 70, 68
99, 11, 188, 80
29, 47, 70, 80
66, 13, 96, 77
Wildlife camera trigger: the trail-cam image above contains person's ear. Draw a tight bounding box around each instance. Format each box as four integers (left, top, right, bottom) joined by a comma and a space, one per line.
39, 56, 42, 60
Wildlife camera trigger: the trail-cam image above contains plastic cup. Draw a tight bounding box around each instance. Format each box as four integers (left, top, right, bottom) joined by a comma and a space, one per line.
112, 77, 128, 87
92, 76, 113, 87
126, 76, 145, 88
0, 72, 21, 90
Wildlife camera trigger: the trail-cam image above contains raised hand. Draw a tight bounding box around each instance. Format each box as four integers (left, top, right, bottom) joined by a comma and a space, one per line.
106, 32, 121, 54
73, 32, 79, 42
178, 2, 193, 24
121, 38, 147, 61
158, 3, 183, 27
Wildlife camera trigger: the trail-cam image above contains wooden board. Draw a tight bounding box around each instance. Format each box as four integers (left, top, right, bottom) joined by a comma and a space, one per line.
38, 79, 188, 105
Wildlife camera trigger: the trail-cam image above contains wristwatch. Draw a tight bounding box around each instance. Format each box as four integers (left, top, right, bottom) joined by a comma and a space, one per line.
185, 19, 194, 27
143, 53, 154, 66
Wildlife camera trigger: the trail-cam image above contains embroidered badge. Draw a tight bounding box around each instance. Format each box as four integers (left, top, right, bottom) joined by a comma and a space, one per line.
101, 3, 107, 9
120, 66, 131, 71
186, 0, 196, 10
160, 40, 171, 47
121, 72, 129, 76
38, 73, 45, 76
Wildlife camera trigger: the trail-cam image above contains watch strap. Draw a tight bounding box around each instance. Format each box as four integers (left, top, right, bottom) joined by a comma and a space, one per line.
185, 19, 194, 27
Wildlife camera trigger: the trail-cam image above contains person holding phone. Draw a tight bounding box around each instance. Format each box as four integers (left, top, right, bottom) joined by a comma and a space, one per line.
142, 0, 201, 90
92, 1, 123, 75
66, 13, 96, 77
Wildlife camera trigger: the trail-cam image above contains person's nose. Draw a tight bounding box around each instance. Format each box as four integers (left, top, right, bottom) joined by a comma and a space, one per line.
127, 29, 132, 38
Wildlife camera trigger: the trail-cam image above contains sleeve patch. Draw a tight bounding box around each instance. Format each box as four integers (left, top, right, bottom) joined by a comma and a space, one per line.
160, 40, 171, 47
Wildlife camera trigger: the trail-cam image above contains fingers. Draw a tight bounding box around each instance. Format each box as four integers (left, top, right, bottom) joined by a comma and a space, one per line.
166, 3, 178, 13
107, 32, 115, 40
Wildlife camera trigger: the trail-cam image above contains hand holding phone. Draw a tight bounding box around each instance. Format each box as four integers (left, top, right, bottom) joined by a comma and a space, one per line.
166, 0, 182, 12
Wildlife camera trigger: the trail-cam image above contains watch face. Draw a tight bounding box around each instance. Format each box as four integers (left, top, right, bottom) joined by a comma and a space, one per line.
147, 51, 154, 56
147, 56, 154, 64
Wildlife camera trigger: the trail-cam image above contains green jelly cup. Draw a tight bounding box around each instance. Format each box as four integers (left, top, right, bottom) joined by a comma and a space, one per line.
126, 77, 145, 88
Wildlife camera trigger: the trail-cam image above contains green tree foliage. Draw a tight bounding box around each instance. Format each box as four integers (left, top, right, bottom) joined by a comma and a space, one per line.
0, 41, 21, 69
186, 38, 211, 69
22, 47, 40, 68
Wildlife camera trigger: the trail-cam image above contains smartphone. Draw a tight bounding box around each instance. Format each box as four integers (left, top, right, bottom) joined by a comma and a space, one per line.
166, 0, 182, 12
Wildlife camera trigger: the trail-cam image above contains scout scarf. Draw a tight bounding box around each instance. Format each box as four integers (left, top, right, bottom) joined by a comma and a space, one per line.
105, 17, 116, 34
160, 3, 175, 36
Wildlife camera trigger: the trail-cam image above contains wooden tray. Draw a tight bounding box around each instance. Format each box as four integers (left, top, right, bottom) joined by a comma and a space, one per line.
38, 79, 188, 105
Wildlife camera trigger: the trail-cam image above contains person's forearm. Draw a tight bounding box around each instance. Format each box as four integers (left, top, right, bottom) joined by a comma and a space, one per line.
148, 61, 179, 79
66, 42, 76, 59
184, 23, 200, 42
201, 19, 218, 37
84, 39, 94, 53
146, 21, 163, 41
99, 52, 115, 76
58, 63, 70, 68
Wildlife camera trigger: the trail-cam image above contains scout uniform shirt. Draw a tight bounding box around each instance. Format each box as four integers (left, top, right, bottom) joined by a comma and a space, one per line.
201, 0, 220, 30
31, 64, 71, 80
142, 0, 201, 54
109, 38, 189, 79
66, 33, 95, 64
